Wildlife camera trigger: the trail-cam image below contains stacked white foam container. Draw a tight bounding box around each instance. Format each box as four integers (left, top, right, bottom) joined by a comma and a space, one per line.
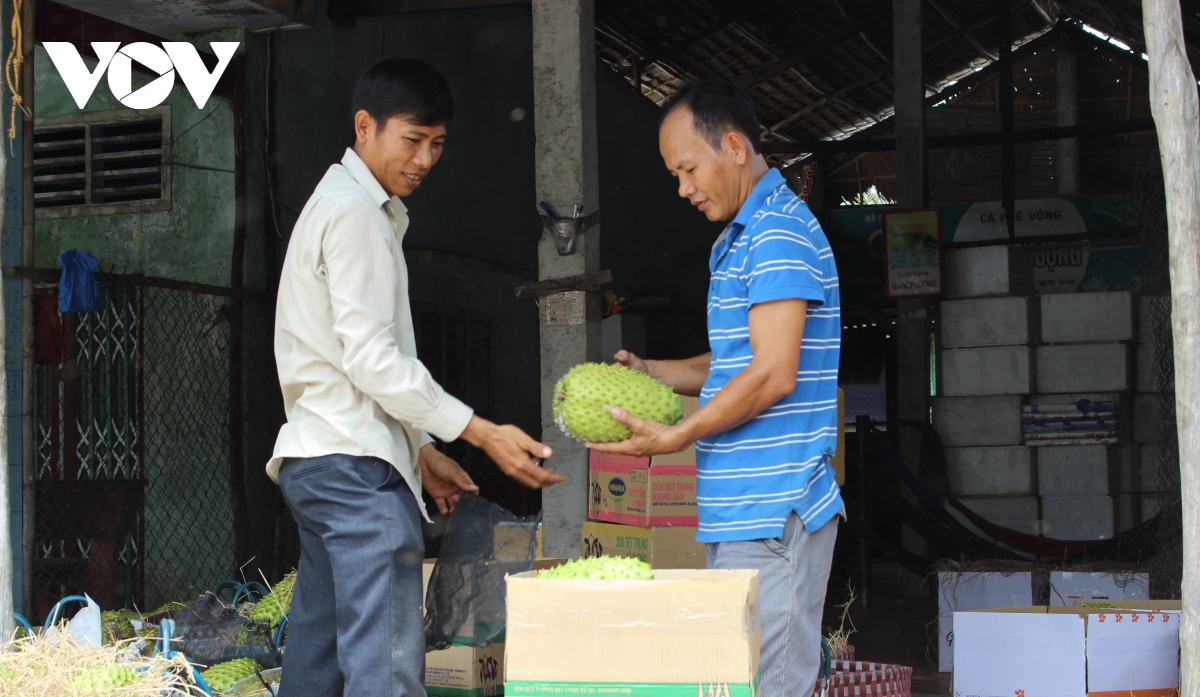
934, 248, 1155, 541
936, 248, 1039, 538
1031, 291, 1136, 541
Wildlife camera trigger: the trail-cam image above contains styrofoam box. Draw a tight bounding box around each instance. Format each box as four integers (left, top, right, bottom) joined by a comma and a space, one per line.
1135, 394, 1162, 443
1036, 344, 1130, 393
1040, 292, 1134, 343
940, 347, 1033, 396
1137, 344, 1161, 393
936, 570, 1047, 672
940, 297, 1036, 348
1037, 445, 1109, 496
953, 605, 1181, 696
947, 496, 1040, 537
932, 396, 1022, 447
1042, 496, 1114, 540
1141, 443, 1162, 492
944, 446, 1033, 496
945, 246, 1033, 299
1048, 571, 1150, 606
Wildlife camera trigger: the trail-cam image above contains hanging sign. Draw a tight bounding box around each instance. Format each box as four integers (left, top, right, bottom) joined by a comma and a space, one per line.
883, 207, 943, 299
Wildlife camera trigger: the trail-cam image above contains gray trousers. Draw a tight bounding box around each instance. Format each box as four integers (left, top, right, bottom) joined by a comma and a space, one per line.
707, 513, 839, 697
277, 454, 426, 697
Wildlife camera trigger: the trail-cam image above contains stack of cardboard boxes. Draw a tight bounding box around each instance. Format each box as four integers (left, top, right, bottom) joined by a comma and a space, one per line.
582, 395, 708, 569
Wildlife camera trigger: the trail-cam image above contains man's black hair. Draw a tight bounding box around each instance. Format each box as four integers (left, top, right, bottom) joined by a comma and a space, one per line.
351, 58, 454, 130
660, 80, 761, 154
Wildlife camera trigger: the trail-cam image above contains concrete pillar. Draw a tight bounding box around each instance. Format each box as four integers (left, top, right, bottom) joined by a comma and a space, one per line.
1056, 48, 1081, 196
893, 0, 930, 557
532, 0, 602, 559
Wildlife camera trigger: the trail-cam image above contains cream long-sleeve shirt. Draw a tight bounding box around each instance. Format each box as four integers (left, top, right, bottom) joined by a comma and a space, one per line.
267, 148, 475, 521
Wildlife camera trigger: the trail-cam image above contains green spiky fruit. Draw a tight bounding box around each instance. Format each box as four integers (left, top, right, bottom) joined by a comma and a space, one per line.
539, 555, 654, 580
72, 665, 139, 693
201, 658, 262, 694
553, 363, 684, 442
248, 573, 295, 626
101, 610, 142, 644
151, 601, 187, 615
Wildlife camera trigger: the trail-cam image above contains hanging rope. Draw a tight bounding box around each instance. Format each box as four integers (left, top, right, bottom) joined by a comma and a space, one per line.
5, 0, 23, 141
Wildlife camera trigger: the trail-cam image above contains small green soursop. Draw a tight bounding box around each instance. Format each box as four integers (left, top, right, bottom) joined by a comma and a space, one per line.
201, 658, 262, 694
553, 363, 684, 442
248, 573, 295, 626
539, 555, 654, 580
72, 665, 139, 693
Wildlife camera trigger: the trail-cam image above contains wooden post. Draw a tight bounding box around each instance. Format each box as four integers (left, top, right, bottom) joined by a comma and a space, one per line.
1056, 48, 1081, 196
997, 0, 1015, 237
1143, 0, 1200, 686
893, 0, 929, 560
0, 44, 11, 639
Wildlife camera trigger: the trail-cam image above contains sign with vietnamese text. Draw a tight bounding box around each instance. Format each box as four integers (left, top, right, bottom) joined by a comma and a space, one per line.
883, 207, 943, 298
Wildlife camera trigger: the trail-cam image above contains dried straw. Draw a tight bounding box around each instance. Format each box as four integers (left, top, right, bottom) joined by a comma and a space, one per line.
823, 583, 857, 655
0, 632, 204, 696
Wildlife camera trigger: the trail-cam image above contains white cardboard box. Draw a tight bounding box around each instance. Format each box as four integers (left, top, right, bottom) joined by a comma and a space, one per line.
1048, 571, 1150, 607
953, 604, 1181, 697
937, 570, 1048, 672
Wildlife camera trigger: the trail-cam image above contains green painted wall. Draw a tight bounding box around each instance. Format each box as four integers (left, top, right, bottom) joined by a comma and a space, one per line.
33, 40, 236, 286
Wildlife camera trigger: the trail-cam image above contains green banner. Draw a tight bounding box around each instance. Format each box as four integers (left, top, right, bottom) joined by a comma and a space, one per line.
817, 195, 1146, 306
426, 687, 502, 697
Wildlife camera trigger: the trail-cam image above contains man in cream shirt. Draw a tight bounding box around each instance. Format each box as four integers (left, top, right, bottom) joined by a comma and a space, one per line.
269, 58, 563, 696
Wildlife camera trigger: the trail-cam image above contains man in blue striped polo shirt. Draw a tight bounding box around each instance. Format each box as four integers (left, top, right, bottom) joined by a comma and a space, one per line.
590, 80, 843, 697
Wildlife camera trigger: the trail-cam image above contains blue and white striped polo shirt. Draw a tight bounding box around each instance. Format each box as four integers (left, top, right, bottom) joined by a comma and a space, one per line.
696, 168, 843, 543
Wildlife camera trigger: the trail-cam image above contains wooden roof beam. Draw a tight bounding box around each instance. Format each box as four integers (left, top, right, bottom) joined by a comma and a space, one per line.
730, 8, 888, 90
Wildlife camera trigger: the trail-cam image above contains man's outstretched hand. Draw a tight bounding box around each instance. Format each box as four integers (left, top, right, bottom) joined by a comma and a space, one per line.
585, 406, 692, 458
462, 416, 565, 489
419, 443, 478, 515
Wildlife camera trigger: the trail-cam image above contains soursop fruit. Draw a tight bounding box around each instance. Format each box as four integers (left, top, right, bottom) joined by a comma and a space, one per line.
539, 555, 654, 580
72, 665, 139, 693
553, 363, 684, 442
248, 573, 295, 626
201, 658, 262, 694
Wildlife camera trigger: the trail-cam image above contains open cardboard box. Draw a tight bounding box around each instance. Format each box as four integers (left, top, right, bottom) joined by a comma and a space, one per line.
422, 558, 565, 696
953, 603, 1181, 697
505, 569, 761, 696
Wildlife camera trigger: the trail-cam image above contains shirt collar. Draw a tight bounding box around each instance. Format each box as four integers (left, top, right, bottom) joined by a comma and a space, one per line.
730, 168, 784, 231
341, 147, 408, 216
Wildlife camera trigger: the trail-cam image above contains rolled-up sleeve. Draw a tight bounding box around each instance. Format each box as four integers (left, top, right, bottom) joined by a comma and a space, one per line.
320, 200, 474, 442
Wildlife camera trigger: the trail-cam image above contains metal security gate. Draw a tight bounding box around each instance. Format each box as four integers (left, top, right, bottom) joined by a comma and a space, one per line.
30, 274, 236, 618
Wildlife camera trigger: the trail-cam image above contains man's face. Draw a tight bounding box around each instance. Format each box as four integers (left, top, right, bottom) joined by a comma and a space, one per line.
354, 112, 447, 197
659, 106, 748, 222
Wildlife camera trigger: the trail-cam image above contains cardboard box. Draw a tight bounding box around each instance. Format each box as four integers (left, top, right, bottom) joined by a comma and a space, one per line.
937, 570, 1050, 672
505, 569, 760, 694
1049, 571, 1151, 607
831, 387, 845, 485
425, 641, 504, 697
589, 451, 698, 527
494, 522, 543, 561
581, 520, 705, 569
953, 604, 1181, 697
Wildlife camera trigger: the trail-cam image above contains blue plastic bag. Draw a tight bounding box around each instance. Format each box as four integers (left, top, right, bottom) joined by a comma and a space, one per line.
57, 250, 101, 313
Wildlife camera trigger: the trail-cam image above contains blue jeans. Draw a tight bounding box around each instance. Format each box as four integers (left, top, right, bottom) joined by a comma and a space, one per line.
276, 454, 426, 697
706, 513, 839, 697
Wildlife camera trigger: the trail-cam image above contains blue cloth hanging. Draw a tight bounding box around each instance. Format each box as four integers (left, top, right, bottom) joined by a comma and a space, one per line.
57, 250, 101, 313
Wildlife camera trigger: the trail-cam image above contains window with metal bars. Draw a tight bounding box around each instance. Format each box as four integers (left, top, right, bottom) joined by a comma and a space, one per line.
33, 105, 172, 218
